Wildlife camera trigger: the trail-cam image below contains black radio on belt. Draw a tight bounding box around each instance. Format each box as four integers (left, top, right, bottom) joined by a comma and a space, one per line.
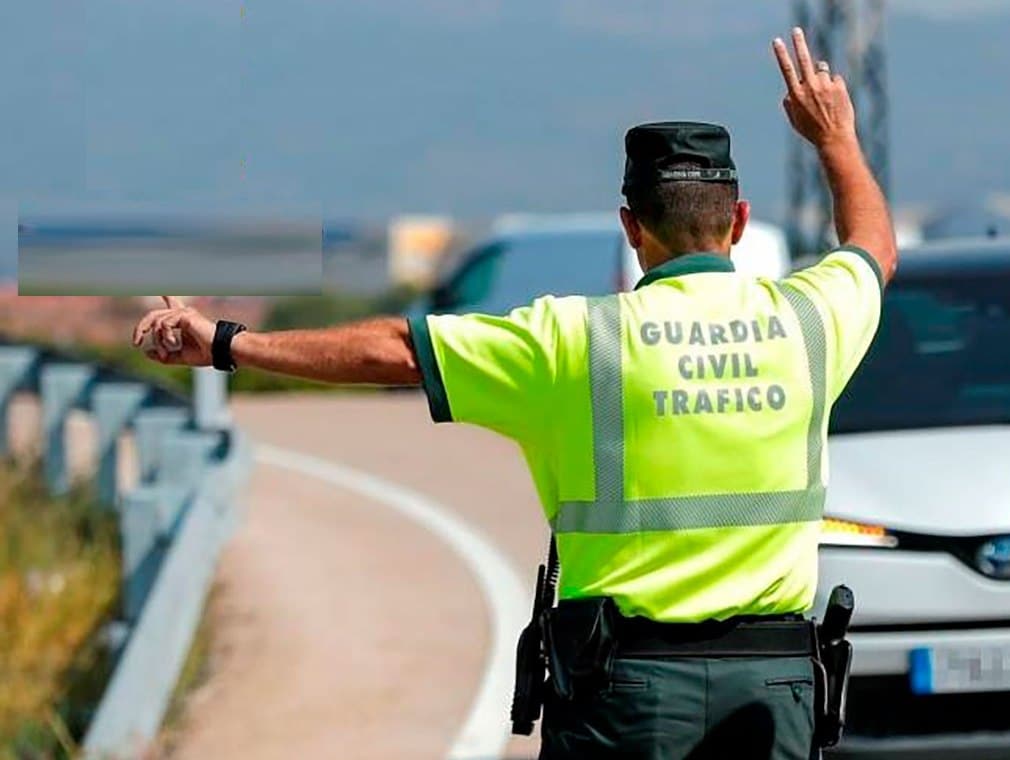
510, 538, 559, 735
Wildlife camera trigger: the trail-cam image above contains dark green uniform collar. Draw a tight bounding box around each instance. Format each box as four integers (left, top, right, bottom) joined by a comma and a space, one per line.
635, 253, 735, 290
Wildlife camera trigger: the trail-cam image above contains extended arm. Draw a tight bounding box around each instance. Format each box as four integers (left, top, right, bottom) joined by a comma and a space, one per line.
231, 319, 421, 385
132, 296, 421, 386
773, 28, 897, 283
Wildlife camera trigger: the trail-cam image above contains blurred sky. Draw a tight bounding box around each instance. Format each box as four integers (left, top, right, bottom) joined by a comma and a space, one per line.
2, 1, 1010, 276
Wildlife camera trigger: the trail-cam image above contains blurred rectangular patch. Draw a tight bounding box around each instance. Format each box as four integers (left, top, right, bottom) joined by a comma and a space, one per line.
18, 211, 323, 296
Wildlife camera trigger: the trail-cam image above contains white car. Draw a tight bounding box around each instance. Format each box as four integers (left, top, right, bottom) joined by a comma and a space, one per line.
813, 238, 1010, 758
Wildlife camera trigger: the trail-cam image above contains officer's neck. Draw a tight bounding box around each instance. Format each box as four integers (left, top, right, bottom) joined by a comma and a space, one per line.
641, 241, 732, 273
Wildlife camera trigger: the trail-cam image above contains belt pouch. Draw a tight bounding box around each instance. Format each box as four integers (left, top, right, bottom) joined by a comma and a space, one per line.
544, 598, 617, 700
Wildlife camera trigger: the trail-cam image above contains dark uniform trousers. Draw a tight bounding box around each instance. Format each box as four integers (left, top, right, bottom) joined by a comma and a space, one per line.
540, 655, 820, 760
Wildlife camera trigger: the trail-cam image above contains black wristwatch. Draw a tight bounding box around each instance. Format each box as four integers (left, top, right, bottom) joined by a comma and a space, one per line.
212, 320, 248, 373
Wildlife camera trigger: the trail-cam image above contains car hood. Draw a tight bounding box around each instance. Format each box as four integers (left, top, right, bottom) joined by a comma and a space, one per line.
826, 426, 1010, 535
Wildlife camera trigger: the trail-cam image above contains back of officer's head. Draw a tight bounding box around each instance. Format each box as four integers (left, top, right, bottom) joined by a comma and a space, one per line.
620, 122, 748, 261
624, 167, 739, 251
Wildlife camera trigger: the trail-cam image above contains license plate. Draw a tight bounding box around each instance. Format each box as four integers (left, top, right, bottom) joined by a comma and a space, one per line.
910, 645, 1010, 694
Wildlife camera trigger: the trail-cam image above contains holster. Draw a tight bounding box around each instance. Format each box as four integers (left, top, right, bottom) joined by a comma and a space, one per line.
543, 598, 619, 700
813, 634, 853, 747
812, 585, 856, 748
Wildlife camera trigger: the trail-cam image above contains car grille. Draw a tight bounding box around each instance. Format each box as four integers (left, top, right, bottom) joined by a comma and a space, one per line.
846, 675, 1010, 737
890, 530, 1010, 581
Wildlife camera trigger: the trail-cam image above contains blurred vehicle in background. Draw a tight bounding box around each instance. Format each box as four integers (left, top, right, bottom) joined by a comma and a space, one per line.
421, 214, 621, 316
813, 237, 1010, 758
620, 217, 791, 290
414, 212, 790, 317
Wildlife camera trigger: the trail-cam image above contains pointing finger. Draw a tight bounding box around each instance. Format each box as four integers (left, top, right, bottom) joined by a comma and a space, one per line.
792, 27, 816, 83
161, 295, 185, 309
773, 38, 801, 93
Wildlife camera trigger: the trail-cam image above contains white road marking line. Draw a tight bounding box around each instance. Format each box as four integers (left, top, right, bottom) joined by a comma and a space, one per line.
255, 443, 532, 760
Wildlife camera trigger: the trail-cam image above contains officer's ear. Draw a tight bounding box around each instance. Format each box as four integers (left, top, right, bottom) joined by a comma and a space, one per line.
730, 200, 751, 246
620, 206, 644, 251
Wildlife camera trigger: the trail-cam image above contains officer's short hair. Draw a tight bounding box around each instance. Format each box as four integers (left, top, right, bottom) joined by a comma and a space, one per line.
625, 162, 739, 249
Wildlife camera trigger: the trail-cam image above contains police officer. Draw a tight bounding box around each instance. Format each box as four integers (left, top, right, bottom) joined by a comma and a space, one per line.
135, 28, 896, 760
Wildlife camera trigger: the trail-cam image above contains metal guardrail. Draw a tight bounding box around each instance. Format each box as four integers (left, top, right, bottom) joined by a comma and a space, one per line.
0, 341, 252, 758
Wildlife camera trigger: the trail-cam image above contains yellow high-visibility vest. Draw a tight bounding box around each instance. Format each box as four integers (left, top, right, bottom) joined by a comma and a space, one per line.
410, 247, 882, 622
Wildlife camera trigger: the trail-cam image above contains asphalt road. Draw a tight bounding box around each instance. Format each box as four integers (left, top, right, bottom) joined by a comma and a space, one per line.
163, 392, 548, 760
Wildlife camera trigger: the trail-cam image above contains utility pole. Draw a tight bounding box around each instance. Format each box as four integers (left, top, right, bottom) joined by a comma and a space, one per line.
787, 0, 890, 258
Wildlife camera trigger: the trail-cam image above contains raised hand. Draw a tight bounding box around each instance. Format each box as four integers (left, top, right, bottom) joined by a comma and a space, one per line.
132, 295, 216, 366
773, 27, 857, 151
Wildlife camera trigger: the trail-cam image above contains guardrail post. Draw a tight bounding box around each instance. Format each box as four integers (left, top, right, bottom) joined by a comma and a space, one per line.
93, 383, 149, 508
120, 426, 224, 622
120, 486, 165, 622
40, 363, 95, 495
157, 430, 222, 533
0, 346, 38, 458
84, 490, 225, 756
197, 430, 252, 546
133, 407, 190, 484
192, 367, 230, 430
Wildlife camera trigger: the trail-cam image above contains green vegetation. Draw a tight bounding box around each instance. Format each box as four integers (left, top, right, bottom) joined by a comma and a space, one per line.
261, 286, 417, 332
0, 461, 120, 758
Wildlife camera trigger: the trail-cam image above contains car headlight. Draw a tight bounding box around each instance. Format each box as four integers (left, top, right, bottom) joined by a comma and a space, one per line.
821, 517, 899, 548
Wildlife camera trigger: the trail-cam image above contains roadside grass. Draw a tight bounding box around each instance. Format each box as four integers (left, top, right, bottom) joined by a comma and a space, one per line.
0, 459, 119, 758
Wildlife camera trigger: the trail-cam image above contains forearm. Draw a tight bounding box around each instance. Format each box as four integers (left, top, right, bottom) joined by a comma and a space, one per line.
230, 317, 422, 386
819, 137, 898, 281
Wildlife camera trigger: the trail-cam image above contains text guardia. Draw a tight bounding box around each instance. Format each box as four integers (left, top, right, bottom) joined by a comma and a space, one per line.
639, 317, 793, 417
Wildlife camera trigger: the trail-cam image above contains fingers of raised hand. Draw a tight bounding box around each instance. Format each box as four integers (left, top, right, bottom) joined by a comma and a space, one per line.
791, 27, 817, 81
161, 295, 185, 310
773, 37, 801, 93
776, 29, 837, 97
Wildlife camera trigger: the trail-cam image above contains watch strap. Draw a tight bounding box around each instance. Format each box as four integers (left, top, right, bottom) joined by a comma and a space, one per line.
212, 320, 248, 372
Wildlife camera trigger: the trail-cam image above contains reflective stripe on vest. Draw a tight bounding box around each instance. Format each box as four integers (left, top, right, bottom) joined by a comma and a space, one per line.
551, 285, 828, 535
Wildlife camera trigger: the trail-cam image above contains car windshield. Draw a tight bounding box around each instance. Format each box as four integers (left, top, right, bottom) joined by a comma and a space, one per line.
831, 269, 1010, 434
432, 229, 621, 315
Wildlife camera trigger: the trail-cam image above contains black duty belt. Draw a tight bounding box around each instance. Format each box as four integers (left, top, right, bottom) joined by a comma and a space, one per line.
611, 612, 815, 658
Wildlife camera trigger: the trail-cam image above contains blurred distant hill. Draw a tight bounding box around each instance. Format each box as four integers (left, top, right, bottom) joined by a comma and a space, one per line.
2, 2, 1009, 277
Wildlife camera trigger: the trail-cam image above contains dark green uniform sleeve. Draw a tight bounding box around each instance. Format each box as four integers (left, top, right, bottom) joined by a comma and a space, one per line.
408, 315, 452, 423
407, 298, 563, 440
